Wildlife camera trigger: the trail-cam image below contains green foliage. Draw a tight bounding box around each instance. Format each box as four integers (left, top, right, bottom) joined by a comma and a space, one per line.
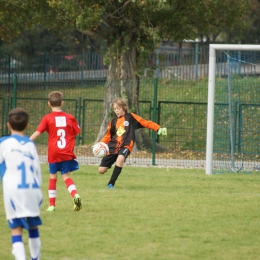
0, 0, 250, 68
0, 28, 90, 55
223, 0, 260, 43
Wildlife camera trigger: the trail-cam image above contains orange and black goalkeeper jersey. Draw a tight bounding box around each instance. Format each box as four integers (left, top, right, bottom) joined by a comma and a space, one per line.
100, 113, 160, 154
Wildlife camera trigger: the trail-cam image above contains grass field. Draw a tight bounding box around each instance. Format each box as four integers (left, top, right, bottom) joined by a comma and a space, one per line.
1, 164, 260, 260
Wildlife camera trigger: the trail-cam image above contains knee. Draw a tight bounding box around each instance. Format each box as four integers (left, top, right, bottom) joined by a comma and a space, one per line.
61, 173, 70, 181
50, 173, 57, 180
98, 168, 107, 174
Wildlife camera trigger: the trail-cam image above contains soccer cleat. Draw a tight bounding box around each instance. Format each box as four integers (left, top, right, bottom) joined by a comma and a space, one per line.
107, 184, 114, 190
47, 206, 55, 212
73, 194, 82, 211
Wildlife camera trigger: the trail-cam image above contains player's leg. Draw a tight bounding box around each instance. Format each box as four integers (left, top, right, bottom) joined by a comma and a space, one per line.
27, 217, 42, 260
61, 160, 82, 211
62, 172, 82, 211
9, 223, 26, 260
28, 227, 41, 260
107, 155, 124, 189
107, 148, 129, 189
98, 166, 109, 174
99, 154, 117, 174
48, 163, 58, 211
62, 172, 78, 197
98, 154, 117, 188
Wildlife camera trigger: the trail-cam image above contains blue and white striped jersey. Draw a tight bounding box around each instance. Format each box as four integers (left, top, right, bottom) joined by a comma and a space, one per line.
0, 134, 43, 220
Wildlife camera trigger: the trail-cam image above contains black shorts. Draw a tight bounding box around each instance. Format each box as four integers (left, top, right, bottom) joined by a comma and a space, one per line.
99, 147, 130, 168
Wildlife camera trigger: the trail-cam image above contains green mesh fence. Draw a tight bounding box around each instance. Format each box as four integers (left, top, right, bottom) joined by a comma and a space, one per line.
0, 47, 209, 167
213, 50, 260, 173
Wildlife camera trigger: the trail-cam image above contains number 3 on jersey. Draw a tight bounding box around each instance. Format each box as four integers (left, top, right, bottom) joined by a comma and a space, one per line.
57, 129, 66, 148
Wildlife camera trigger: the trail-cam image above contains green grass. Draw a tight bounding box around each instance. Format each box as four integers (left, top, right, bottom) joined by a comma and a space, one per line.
1, 164, 260, 260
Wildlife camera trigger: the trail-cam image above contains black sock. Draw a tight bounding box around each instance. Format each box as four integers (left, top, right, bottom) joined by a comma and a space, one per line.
108, 165, 122, 186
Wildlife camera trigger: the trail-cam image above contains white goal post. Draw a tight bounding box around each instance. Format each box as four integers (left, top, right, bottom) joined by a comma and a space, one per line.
206, 44, 260, 175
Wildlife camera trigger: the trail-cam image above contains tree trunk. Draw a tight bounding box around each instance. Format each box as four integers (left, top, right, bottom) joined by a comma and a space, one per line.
96, 46, 137, 141
96, 45, 168, 153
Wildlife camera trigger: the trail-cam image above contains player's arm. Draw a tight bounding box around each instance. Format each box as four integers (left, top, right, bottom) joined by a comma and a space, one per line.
30, 131, 41, 141
100, 121, 112, 144
131, 113, 160, 131
30, 116, 47, 141
131, 113, 167, 136
33, 147, 42, 186
71, 116, 81, 136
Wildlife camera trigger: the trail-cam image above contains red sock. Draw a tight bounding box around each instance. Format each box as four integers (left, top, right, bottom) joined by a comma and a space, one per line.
48, 178, 57, 206
65, 178, 77, 197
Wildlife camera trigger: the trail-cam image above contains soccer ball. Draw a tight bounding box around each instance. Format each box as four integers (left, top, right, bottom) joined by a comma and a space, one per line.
92, 142, 109, 158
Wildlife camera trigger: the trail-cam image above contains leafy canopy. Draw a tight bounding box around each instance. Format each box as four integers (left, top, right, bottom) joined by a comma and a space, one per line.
0, 0, 250, 56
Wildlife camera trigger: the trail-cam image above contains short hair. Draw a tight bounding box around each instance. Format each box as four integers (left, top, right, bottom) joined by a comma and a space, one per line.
8, 108, 29, 131
112, 97, 129, 113
48, 91, 63, 107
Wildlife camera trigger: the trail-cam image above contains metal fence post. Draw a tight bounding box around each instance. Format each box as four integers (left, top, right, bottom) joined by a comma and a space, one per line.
12, 73, 17, 108
8, 54, 11, 92
5, 95, 10, 135
195, 43, 199, 80
81, 51, 84, 86
152, 49, 159, 166
76, 96, 82, 145
44, 52, 47, 90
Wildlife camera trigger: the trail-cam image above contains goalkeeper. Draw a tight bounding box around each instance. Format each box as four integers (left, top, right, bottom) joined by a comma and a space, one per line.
97, 97, 167, 189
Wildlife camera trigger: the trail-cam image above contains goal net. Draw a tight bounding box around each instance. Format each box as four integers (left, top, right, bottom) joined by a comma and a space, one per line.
206, 44, 260, 174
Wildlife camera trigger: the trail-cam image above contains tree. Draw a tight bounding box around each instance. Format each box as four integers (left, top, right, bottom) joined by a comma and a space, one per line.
0, 26, 106, 56
196, 0, 259, 44
225, 0, 260, 43
0, 0, 250, 145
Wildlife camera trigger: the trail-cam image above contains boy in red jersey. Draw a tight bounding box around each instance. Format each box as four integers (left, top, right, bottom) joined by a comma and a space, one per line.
98, 97, 167, 189
30, 91, 82, 212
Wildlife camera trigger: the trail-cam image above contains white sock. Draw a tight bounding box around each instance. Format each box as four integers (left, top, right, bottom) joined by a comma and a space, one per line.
12, 241, 26, 260
29, 237, 41, 260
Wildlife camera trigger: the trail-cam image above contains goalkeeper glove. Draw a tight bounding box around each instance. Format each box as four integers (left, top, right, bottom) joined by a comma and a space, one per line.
157, 127, 167, 136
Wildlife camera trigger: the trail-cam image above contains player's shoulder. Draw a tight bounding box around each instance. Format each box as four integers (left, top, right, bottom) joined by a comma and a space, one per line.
42, 112, 53, 120
0, 135, 33, 145
129, 112, 139, 119
0, 135, 11, 144
11, 135, 34, 144
46, 111, 76, 120
59, 111, 76, 119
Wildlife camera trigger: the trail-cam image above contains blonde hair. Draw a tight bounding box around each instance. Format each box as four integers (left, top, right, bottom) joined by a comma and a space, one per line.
48, 91, 63, 107
112, 97, 129, 113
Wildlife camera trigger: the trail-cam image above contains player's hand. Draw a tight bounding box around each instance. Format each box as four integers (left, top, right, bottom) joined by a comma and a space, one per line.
157, 127, 167, 136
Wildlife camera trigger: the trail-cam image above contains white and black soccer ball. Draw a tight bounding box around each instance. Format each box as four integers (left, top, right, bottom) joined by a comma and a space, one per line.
92, 142, 109, 158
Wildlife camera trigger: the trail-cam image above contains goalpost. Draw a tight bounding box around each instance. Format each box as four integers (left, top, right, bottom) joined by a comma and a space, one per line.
206, 44, 260, 174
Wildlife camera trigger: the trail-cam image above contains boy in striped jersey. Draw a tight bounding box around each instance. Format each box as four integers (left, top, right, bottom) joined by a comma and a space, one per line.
0, 108, 43, 260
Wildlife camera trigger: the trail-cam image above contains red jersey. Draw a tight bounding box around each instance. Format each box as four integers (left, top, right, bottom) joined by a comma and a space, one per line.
36, 111, 80, 163
100, 113, 160, 154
